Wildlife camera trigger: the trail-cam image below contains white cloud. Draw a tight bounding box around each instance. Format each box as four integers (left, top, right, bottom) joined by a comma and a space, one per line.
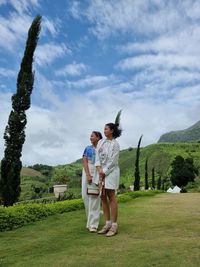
72, 0, 200, 39
55, 62, 87, 77
1, 1, 200, 166
1, 71, 199, 165
41, 16, 60, 37
117, 53, 200, 71
66, 75, 112, 88
0, 9, 57, 53
10, 0, 39, 14
0, 12, 32, 51
35, 42, 70, 66
0, 67, 16, 77
69, 1, 82, 19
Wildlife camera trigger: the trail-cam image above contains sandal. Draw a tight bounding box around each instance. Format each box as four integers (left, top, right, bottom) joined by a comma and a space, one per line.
97, 224, 111, 234
106, 226, 118, 237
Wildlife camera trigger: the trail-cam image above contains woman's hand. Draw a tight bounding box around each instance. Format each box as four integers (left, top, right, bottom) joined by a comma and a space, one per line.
87, 175, 93, 184
99, 170, 105, 181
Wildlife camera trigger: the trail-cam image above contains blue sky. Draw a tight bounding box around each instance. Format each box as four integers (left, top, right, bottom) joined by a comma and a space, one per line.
0, 0, 200, 165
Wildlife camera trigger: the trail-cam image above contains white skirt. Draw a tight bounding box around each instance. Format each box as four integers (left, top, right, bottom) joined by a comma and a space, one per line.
104, 166, 120, 190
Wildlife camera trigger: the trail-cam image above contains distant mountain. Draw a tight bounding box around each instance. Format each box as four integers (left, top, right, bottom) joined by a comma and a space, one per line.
158, 121, 200, 143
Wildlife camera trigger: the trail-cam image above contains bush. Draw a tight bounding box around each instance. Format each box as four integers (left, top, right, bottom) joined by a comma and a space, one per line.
117, 190, 162, 203
0, 199, 84, 232
0, 190, 162, 232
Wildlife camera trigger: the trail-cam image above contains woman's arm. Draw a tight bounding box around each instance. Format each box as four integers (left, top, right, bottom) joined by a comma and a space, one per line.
83, 156, 92, 183
95, 142, 105, 180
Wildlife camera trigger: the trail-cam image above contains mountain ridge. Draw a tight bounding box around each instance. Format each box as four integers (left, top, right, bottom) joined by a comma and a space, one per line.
158, 120, 200, 143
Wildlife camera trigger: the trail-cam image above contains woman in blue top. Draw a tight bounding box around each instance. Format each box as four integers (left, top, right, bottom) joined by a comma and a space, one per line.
82, 131, 102, 232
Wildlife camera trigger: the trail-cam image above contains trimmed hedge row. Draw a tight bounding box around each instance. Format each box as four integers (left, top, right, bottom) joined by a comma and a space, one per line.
117, 190, 162, 202
0, 199, 84, 232
0, 190, 162, 232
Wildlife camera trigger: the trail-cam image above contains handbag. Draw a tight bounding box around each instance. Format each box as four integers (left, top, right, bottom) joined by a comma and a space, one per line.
87, 182, 99, 196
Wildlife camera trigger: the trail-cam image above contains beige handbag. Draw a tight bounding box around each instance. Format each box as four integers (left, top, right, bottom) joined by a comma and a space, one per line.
87, 183, 99, 196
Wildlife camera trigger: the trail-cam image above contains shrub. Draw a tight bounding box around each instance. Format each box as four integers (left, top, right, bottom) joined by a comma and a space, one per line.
0, 199, 84, 232
0, 190, 161, 232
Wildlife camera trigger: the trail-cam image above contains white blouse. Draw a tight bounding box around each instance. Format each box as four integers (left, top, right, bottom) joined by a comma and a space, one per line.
95, 138, 120, 190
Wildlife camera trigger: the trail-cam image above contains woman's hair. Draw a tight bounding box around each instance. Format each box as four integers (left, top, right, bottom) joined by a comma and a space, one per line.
93, 131, 103, 140
105, 123, 122, 138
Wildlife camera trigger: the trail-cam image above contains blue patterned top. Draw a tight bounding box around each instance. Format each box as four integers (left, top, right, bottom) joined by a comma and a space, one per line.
83, 145, 96, 164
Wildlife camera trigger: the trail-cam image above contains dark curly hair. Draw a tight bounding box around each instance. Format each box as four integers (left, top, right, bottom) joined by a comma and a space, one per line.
105, 123, 122, 138
92, 131, 103, 140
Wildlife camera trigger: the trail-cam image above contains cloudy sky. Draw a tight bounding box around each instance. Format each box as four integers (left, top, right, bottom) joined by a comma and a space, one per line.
0, 0, 200, 166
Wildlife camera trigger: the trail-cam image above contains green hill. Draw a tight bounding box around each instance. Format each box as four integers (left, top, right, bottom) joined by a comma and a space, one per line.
17, 142, 200, 199
119, 142, 200, 187
20, 167, 44, 177
158, 121, 200, 143
62, 142, 200, 188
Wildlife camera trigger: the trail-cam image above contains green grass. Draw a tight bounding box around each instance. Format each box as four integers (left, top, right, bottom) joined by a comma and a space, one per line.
0, 193, 200, 267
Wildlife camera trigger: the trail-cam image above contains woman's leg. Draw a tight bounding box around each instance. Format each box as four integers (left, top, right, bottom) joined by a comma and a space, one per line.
101, 191, 110, 221
106, 189, 118, 223
81, 176, 89, 218
87, 195, 100, 230
98, 191, 112, 234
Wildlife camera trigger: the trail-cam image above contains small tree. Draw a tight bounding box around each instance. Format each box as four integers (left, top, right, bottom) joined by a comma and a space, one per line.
0, 16, 41, 206
144, 158, 149, 190
134, 135, 143, 191
170, 156, 198, 188
152, 167, 155, 189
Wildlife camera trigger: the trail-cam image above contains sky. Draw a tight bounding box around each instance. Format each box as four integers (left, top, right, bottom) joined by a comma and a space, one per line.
0, 0, 200, 166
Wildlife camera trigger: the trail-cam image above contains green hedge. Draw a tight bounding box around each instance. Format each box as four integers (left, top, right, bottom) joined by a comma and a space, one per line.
0, 199, 84, 232
117, 190, 162, 202
0, 190, 162, 232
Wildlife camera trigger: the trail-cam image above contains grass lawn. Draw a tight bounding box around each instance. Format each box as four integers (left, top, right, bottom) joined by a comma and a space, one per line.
0, 193, 200, 267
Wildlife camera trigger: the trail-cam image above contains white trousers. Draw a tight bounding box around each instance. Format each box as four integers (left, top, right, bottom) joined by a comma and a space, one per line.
82, 176, 100, 229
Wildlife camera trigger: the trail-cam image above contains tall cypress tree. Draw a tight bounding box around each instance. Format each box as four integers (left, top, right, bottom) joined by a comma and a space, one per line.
144, 157, 149, 190
152, 167, 155, 189
157, 175, 162, 190
134, 135, 143, 191
0, 16, 41, 206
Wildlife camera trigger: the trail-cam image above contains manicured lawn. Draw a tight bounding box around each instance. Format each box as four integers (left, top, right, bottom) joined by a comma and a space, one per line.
0, 193, 200, 267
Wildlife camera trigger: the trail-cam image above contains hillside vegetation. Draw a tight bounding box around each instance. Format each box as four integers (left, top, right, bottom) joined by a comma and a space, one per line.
19, 142, 200, 197
158, 120, 200, 142
119, 142, 200, 187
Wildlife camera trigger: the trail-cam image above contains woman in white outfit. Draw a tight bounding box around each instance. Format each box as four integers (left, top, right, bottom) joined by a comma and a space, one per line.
95, 122, 121, 237
82, 131, 102, 233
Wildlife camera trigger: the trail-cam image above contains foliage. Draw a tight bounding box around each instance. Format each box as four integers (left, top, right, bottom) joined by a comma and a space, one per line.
0, 199, 84, 232
157, 176, 162, 190
0, 16, 41, 206
117, 190, 162, 203
19, 175, 50, 201
185, 177, 200, 192
28, 164, 53, 177
119, 142, 200, 187
170, 155, 198, 187
0, 190, 161, 232
152, 167, 155, 189
52, 163, 82, 187
144, 158, 149, 190
134, 135, 143, 191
